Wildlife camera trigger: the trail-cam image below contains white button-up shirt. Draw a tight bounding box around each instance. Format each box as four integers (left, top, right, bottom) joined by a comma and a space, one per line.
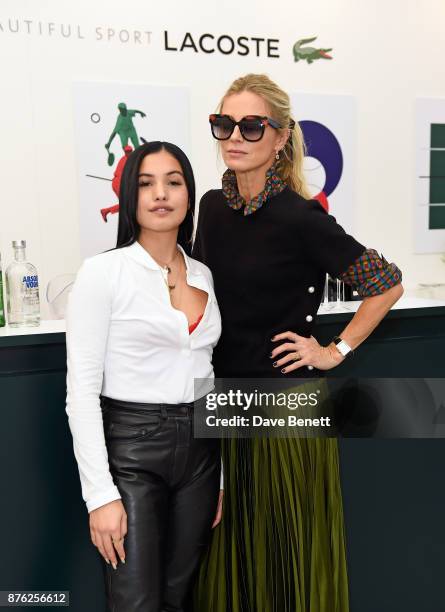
65, 240, 222, 513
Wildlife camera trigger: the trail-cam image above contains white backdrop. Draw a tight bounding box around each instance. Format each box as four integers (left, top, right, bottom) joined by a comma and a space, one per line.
1, 0, 445, 317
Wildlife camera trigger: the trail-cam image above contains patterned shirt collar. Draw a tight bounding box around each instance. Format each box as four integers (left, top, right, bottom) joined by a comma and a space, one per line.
221, 163, 286, 216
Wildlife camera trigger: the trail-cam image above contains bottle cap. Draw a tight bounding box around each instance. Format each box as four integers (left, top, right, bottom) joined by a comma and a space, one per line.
12, 240, 26, 248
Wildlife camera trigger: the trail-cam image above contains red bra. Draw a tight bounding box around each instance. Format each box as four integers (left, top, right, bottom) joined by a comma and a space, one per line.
188, 314, 203, 334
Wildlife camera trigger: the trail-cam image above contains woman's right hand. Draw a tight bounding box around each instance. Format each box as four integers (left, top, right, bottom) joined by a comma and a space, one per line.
89, 499, 127, 569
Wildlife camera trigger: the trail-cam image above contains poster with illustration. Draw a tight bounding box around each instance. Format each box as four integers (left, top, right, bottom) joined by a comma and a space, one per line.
415, 98, 445, 254
290, 92, 356, 232
73, 82, 190, 258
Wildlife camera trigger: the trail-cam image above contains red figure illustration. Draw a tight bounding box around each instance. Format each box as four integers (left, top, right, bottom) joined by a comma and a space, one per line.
100, 145, 133, 222
313, 190, 329, 212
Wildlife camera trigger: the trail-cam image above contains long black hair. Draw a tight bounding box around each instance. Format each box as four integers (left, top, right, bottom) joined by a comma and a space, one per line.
115, 141, 196, 255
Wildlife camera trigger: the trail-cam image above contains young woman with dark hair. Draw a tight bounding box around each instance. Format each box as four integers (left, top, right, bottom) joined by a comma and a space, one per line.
115, 141, 196, 251
65, 141, 223, 612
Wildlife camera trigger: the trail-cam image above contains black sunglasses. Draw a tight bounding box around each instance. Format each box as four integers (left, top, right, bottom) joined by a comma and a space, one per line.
209, 113, 285, 142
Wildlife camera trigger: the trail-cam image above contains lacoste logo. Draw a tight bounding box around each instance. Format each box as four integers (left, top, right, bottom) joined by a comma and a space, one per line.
293, 36, 333, 64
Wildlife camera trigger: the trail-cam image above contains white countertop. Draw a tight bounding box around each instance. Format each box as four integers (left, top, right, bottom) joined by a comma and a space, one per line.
0, 319, 66, 337
318, 296, 445, 315
1, 297, 445, 338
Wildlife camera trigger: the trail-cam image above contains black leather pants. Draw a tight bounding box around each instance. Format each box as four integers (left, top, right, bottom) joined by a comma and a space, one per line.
100, 396, 221, 612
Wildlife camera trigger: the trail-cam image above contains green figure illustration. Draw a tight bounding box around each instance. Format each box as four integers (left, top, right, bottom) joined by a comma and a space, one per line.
105, 102, 146, 165
293, 36, 333, 63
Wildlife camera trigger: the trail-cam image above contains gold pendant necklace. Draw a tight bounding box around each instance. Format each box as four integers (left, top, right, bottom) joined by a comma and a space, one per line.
163, 266, 176, 291
157, 249, 180, 292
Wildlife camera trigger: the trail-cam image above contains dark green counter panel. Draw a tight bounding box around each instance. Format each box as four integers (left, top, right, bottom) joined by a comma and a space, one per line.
334, 333, 444, 377
1, 307, 445, 612
0, 350, 105, 611
315, 306, 445, 376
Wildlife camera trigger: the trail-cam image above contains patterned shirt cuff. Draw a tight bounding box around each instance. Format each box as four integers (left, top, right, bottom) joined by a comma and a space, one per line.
339, 248, 402, 297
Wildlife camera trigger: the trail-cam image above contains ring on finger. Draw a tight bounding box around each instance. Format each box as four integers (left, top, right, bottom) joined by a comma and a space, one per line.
292, 351, 301, 361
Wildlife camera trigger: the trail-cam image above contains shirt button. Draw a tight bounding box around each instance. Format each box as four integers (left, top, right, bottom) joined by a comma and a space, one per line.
308, 286, 315, 293
305, 315, 313, 322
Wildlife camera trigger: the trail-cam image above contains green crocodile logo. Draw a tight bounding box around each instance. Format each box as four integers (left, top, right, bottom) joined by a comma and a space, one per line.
293, 37, 333, 63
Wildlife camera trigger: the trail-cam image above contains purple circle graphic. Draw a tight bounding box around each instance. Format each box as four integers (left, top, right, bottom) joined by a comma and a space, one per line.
300, 120, 343, 197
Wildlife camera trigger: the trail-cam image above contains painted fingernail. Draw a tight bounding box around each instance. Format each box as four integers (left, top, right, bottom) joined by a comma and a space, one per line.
105, 558, 110, 565
112, 562, 117, 570
271, 336, 276, 341
281, 368, 286, 373
272, 362, 278, 367
269, 353, 273, 358
120, 558, 126, 564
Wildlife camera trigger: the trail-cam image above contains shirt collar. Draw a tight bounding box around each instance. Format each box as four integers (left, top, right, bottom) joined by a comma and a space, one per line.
222, 163, 286, 215
124, 240, 200, 276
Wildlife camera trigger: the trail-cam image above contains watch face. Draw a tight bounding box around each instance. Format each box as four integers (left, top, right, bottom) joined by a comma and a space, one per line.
336, 340, 351, 357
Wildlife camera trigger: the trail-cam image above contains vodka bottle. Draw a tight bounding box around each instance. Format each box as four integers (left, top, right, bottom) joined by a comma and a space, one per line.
5, 240, 40, 327
0, 253, 5, 327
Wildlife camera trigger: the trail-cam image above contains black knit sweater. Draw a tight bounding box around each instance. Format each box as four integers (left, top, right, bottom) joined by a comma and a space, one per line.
192, 186, 366, 378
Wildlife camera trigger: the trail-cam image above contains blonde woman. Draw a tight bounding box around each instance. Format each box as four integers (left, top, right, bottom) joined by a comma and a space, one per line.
192, 74, 403, 611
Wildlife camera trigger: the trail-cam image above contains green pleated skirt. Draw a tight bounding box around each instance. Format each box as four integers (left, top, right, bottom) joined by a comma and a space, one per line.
194, 380, 350, 612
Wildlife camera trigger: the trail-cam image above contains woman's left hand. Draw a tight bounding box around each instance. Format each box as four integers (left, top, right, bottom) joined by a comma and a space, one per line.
212, 490, 224, 528
271, 332, 344, 374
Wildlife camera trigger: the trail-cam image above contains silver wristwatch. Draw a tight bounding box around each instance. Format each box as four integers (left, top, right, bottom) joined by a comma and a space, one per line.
332, 336, 353, 358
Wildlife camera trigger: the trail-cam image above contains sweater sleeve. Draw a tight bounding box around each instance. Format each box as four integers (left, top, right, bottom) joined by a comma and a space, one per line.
65, 256, 121, 513
338, 248, 402, 296
299, 199, 367, 278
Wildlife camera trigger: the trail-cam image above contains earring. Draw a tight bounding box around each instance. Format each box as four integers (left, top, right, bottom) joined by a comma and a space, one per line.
275, 151, 280, 160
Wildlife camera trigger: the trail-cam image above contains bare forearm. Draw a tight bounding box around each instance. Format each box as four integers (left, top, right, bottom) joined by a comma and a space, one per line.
335, 283, 404, 352
273, 283, 404, 374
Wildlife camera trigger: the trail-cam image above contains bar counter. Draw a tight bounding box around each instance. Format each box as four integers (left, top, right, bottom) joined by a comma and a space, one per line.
1, 297, 445, 611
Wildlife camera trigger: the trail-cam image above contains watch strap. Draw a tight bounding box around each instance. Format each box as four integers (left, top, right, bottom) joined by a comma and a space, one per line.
332, 335, 354, 358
